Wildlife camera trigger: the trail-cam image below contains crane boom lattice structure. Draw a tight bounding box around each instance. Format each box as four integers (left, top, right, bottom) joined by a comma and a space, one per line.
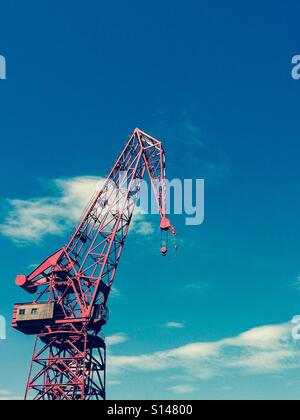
12, 128, 176, 400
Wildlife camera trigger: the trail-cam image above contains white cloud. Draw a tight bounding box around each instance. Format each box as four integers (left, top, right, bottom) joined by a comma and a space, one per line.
0, 389, 22, 400
292, 276, 300, 291
106, 333, 128, 346
0, 176, 154, 243
107, 380, 122, 386
132, 219, 155, 236
110, 287, 122, 299
130, 207, 155, 236
108, 323, 298, 382
221, 323, 289, 350
0, 176, 101, 243
164, 322, 185, 329
0, 389, 12, 396
168, 385, 196, 395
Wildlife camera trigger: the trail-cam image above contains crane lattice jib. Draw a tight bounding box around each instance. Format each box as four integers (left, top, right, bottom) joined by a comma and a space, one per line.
12, 128, 176, 400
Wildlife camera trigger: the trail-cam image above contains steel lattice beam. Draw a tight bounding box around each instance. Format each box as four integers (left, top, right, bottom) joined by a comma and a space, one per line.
12, 129, 176, 400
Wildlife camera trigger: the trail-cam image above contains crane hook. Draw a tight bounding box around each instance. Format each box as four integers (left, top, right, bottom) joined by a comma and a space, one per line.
160, 216, 176, 257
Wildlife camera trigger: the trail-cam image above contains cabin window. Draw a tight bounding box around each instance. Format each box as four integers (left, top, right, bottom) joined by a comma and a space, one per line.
19, 309, 26, 315
31, 308, 38, 315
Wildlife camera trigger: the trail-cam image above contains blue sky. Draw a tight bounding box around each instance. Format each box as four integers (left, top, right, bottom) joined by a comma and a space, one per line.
1, 0, 300, 400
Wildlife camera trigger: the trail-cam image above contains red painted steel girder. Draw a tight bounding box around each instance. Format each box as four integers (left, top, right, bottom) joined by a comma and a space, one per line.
13, 128, 176, 400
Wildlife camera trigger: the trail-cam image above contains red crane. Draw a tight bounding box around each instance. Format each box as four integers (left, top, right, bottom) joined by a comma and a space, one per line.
12, 128, 176, 400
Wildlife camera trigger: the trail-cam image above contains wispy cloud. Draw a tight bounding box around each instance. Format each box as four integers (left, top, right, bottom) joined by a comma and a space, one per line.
0, 176, 153, 243
106, 333, 128, 346
0, 389, 22, 400
131, 210, 155, 236
164, 322, 185, 329
108, 323, 297, 382
0, 176, 101, 243
292, 276, 300, 291
110, 287, 122, 299
174, 281, 211, 296
154, 108, 207, 149
168, 385, 196, 395
153, 108, 230, 182
0, 389, 12, 396
107, 380, 122, 386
